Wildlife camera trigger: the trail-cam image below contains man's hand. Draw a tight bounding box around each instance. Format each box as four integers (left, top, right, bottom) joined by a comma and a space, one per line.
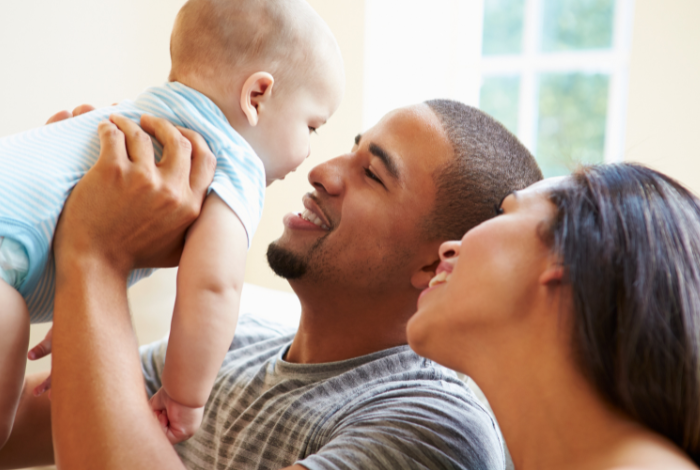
54, 113, 216, 278
149, 387, 204, 444
45, 104, 96, 125
21, 105, 99, 400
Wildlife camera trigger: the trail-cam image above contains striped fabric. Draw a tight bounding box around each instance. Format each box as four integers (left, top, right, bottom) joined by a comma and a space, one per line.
140, 315, 506, 470
0, 82, 265, 323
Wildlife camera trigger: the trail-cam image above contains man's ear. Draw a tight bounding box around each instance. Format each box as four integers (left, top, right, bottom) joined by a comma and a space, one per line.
411, 258, 440, 290
240, 72, 275, 127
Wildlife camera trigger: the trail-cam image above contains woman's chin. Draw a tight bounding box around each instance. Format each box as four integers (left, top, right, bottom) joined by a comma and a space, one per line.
407, 295, 443, 356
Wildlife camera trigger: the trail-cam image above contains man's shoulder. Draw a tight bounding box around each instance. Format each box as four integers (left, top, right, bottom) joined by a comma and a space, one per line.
229, 314, 297, 351
299, 348, 505, 470
327, 345, 491, 419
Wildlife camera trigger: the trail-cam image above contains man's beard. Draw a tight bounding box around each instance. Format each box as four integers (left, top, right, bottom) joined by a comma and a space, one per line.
266, 242, 309, 279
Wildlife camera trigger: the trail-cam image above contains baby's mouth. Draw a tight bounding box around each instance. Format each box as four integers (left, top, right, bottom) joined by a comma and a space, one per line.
299, 209, 330, 230
428, 271, 452, 287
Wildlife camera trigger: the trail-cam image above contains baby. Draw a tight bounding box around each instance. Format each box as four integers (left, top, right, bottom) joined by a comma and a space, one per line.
0, 0, 344, 446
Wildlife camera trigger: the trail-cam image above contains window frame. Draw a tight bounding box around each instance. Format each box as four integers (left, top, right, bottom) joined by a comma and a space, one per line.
480, 0, 635, 163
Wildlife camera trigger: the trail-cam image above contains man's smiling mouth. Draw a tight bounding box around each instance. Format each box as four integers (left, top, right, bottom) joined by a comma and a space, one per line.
300, 193, 332, 230
299, 209, 329, 230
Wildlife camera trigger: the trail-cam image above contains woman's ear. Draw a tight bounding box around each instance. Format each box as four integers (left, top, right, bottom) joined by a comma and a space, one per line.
539, 259, 564, 286
411, 259, 440, 290
240, 72, 275, 127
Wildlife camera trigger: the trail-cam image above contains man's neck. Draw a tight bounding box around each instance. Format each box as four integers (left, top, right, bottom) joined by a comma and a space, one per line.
284, 283, 418, 364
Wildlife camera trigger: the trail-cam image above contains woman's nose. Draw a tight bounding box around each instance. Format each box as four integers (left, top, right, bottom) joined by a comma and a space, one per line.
439, 240, 460, 260
308, 157, 344, 196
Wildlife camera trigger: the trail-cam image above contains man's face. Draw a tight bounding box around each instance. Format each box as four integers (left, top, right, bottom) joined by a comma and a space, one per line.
267, 104, 454, 296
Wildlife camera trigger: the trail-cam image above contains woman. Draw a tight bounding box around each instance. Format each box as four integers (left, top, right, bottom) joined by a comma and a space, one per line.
408, 163, 700, 469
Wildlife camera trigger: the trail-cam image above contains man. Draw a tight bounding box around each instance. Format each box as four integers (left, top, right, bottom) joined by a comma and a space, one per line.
0, 100, 541, 469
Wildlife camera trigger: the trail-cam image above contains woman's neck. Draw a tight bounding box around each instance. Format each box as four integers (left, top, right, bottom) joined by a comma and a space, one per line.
466, 324, 641, 470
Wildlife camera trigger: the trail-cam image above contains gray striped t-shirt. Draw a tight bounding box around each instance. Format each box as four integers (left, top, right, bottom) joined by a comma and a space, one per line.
140, 315, 505, 470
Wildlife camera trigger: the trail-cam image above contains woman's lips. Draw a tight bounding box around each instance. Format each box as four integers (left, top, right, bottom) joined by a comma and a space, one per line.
418, 283, 441, 304
435, 260, 454, 276
428, 271, 451, 287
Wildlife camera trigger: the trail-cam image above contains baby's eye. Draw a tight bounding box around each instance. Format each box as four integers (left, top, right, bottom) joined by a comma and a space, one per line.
309, 127, 317, 134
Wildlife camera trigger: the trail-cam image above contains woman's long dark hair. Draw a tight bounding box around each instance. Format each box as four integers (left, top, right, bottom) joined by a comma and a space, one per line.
547, 163, 700, 462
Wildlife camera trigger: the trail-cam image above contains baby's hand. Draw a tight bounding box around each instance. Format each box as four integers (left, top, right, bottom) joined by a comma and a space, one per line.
149, 387, 204, 444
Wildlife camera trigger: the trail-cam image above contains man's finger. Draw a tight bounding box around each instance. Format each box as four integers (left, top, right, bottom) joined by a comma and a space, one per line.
110, 114, 155, 167
46, 110, 72, 125
178, 127, 216, 197
141, 114, 192, 172
72, 104, 96, 117
96, 120, 128, 167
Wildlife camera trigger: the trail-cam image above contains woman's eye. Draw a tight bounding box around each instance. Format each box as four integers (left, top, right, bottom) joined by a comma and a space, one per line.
365, 168, 383, 185
494, 204, 504, 216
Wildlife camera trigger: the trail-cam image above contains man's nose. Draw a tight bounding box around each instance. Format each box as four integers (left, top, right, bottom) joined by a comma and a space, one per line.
308, 156, 345, 196
439, 240, 460, 260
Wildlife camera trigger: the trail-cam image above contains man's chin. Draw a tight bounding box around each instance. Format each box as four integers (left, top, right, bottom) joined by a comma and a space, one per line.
266, 242, 308, 280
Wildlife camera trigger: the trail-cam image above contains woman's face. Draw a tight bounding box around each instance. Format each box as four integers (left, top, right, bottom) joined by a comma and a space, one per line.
406, 177, 564, 372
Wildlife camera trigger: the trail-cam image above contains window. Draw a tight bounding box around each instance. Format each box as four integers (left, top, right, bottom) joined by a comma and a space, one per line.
479, 0, 635, 176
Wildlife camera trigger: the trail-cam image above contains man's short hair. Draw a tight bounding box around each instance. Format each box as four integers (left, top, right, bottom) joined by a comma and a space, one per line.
424, 99, 543, 241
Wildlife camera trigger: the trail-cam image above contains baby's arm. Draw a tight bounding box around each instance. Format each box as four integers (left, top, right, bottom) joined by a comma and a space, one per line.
0, 280, 30, 449
152, 192, 247, 443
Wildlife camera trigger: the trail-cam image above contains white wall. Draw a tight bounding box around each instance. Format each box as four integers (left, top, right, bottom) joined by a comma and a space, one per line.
624, 0, 700, 194
0, 0, 186, 136
363, 0, 483, 128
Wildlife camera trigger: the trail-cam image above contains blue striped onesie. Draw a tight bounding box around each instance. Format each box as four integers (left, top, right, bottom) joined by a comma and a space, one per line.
0, 82, 265, 323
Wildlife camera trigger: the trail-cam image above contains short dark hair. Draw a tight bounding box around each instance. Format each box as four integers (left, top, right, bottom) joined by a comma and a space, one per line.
424, 99, 543, 241
547, 163, 700, 463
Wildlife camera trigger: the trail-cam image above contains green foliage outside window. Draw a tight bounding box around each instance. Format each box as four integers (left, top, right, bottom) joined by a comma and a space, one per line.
536, 73, 609, 177
479, 76, 521, 136
482, 0, 525, 55
541, 0, 615, 51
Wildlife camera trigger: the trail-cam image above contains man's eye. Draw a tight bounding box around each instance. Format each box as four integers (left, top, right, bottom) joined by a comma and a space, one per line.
365, 168, 383, 185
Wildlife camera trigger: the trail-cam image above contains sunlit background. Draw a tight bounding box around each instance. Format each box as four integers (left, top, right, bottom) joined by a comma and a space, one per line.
363, 0, 634, 178
0, 1, 699, 467
480, 0, 633, 177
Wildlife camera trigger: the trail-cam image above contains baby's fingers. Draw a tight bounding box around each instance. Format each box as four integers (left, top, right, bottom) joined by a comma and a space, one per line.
28, 327, 53, 360
33, 373, 52, 397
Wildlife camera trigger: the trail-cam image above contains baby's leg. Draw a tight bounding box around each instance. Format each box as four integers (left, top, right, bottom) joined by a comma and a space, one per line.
0, 279, 30, 449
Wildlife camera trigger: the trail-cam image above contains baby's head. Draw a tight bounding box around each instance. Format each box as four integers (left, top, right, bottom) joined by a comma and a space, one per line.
169, 0, 345, 185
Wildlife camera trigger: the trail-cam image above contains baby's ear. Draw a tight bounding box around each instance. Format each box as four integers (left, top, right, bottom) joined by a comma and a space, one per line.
240, 72, 275, 127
